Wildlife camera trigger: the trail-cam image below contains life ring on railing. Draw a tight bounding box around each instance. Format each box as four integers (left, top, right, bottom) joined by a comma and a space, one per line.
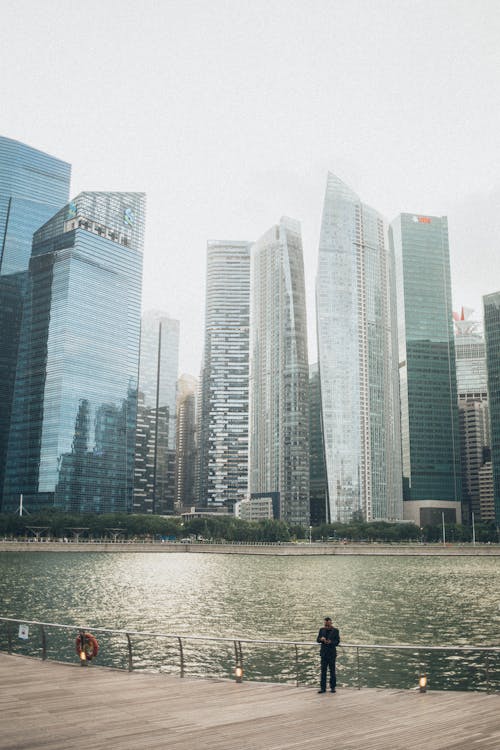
75, 632, 99, 660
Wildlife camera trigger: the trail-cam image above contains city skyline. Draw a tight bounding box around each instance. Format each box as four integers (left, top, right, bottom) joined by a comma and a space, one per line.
2, 1, 499, 375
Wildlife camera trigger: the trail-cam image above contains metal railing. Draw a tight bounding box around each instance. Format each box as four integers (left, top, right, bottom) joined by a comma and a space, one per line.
0, 617, 498, 693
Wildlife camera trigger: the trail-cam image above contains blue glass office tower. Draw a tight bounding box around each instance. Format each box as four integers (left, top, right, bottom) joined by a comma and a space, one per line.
389, 213, 462, 525
3, 192, 145, 513
483, 291, 500, 523
0, 137, 71, 507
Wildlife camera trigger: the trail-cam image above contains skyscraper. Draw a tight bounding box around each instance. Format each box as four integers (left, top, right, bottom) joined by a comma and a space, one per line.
197, 240, 251, 508
0, 137, 71, 507
175, 373, 198, 509
249, 217, 310, 526
316, 174, 402, 523
483, 291, 500, 523
309, 363, 327, 526
454, 309, 492, 523
389, 213, 461, 525
133, 311, 179, 515
3, 191, 145, 513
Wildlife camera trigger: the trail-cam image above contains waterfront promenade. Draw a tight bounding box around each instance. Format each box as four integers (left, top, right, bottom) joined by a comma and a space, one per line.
1, 653, 499, 749
1, 540, 500, 555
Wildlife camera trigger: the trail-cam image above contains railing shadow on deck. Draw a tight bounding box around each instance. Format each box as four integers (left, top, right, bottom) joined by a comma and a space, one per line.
1, 616, 498, 694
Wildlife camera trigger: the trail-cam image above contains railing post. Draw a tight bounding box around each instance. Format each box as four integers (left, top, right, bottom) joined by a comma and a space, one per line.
178, 637, 185, 678
234, 640, 243, 682
40, 625, 47, 660
295, 644, 299, 687
7, 621, 13, 654
125, 632, 133, 672
356, 647, 361, 690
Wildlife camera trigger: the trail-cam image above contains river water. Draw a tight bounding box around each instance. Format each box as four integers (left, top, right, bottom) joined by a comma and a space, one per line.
1, 551, 498, 690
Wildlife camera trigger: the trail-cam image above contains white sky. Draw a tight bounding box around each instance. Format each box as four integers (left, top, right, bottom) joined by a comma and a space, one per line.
2, 0, 499, 374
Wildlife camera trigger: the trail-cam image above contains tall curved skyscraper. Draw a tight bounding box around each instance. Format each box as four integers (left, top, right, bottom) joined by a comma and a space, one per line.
249, 217, 310, 525
316, 173, 402, 523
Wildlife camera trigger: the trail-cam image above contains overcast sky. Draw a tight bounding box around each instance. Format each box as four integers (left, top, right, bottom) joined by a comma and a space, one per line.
2, 0, 499, 374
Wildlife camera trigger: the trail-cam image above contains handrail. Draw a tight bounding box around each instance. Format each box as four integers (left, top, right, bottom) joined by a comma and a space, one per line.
0, 616, 498, 693
0, 617, 498, 652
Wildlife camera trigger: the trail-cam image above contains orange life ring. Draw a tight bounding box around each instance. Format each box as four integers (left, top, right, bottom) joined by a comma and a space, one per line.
75, 632, 99, 660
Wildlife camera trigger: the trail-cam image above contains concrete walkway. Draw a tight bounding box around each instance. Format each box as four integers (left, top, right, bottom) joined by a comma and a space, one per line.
1, 653, 499, 749
2, 540, 500, 555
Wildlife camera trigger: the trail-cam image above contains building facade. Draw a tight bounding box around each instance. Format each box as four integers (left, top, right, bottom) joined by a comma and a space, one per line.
2, 192, 145, 513
389, 213, 461, 525
0, 137, 71, 508
174, 373, 198, 510
197, 241, 251, 508
483, 291, 500, 523
249, 217, 310, 526
316, 174, 402, 523
133, 311, 179, 515
309, 363, 327, 526
454, 310, 492, 523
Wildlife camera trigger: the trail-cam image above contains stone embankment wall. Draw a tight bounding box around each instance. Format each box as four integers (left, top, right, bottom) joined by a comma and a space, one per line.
1, 541, 499, 556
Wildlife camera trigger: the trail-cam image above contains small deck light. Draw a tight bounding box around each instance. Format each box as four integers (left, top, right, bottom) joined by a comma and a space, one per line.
79, 650, 87, 664
419, 675, 427, 693
235, 665, 243, 683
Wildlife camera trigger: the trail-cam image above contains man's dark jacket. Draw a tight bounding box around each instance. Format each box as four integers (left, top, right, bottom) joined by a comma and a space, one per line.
316, 626, 340, 656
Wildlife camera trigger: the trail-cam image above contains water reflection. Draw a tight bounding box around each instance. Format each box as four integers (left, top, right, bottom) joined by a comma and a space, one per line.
1, 552, 498, 690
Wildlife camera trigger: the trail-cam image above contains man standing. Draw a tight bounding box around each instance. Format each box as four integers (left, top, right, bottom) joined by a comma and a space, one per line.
317, 616, 340, 693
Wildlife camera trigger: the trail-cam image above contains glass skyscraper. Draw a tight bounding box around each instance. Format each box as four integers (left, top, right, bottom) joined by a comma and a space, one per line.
3, 191, 145, 513
389, 213, 461, 525
249, 217, 310, 526
133, 311, 179, 515
316, 174, 402, 523
483, 291, 500, 523
175, 373, 198, 509
454, 311, 491, 523
0, 137, 71, 507
197, 240, 251, 508
309, 363, 327, 526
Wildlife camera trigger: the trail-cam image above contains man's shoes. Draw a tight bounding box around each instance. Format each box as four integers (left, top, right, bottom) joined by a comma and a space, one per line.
317, 689, 326, 693
330, 688, 336, 693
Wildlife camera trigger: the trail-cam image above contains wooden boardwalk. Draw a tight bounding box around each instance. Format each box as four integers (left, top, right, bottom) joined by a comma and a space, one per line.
1, 653, 499, 749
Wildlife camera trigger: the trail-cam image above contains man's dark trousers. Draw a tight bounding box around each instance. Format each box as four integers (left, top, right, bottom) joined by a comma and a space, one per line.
320, 651, 336, 692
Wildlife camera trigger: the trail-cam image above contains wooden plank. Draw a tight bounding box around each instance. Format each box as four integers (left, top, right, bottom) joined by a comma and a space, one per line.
1, 653, 499, 749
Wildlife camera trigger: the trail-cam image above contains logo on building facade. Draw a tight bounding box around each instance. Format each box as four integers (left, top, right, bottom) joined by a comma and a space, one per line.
123, 207, 135, 227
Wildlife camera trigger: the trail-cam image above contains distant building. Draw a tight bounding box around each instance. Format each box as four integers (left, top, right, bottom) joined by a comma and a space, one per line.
0, 137, 71, 508
249, 217, 310, 526
175, 373, 198, 510
3, 192, 145, 513
133, 312, 179, 515
309, 363, 327, 525
389, 213, 461, 525
234, 494, 278, 522
483, 291, 500, 523
478, 458, 495, 522
454, 309, 492, 523
317, 174, 402, 524
197, 240, 251, 509
180, 506, 230, 522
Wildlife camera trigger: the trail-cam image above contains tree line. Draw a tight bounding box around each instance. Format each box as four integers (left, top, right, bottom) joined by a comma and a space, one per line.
0, 511, 498, 544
